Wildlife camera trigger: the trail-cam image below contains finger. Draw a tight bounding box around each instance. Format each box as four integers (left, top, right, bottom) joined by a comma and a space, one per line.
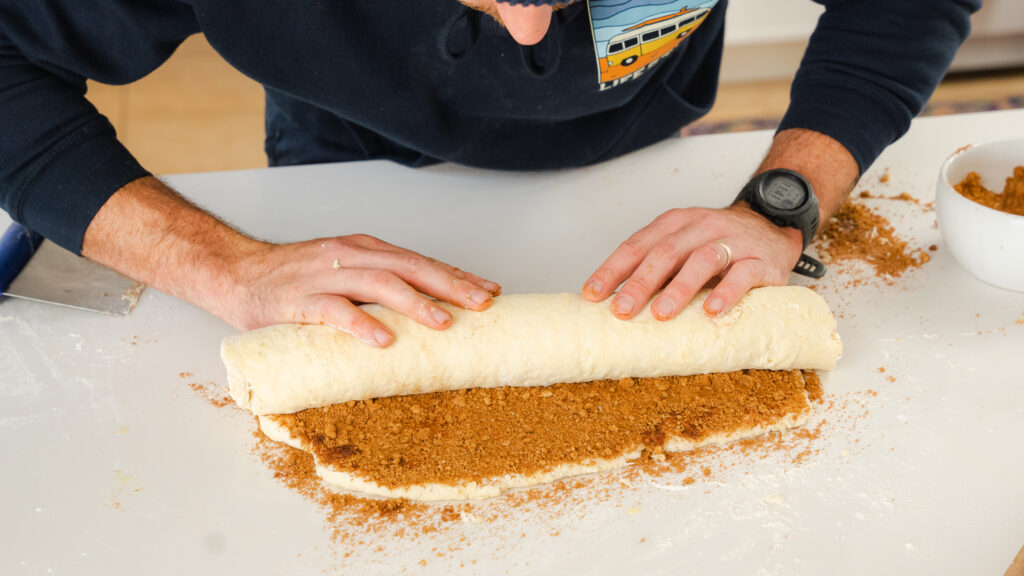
609, 240, 687, 320
332, 246, 496, 311
583, 232, 666, 303
332, 235, 500, 294
433, 261, 502, 296
301, 294, 395, 348
327, 268, 456, 329
650, 241, 731, 321
583, 210, 695, 302
389, 255, 496, 311
703, 259, 769, 317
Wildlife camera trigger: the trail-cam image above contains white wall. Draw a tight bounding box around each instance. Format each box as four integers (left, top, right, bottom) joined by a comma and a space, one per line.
721, 0, 1024, 83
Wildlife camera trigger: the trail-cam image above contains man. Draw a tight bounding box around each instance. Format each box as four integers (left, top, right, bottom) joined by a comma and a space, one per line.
0, 0, 978, 345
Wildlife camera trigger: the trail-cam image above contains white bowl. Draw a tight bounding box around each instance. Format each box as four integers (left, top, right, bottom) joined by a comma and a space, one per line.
936, 138, 1024, 292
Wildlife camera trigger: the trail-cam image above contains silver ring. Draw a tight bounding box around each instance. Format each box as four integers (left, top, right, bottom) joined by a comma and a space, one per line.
712, 241, 732, 271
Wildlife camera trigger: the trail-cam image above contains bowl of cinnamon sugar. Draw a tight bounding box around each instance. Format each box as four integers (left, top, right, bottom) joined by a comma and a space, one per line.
937, 138, 1024, 292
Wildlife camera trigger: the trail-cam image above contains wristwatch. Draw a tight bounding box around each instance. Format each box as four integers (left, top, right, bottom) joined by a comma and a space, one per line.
735, 168, 826, 278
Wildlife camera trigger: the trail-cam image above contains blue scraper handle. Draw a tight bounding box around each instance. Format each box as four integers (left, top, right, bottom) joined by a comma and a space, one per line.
0, 222, 45, 295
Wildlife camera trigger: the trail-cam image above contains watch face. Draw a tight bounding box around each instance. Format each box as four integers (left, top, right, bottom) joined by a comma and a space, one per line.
761, 174, 807, 210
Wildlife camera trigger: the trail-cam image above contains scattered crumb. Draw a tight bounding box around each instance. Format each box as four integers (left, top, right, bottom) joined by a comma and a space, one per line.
120, 283, 145, 311
815, 201, 932, 287
187, 380, 235, 409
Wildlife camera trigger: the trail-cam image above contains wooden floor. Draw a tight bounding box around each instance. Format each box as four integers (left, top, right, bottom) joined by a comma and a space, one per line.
84, 35, 1024, 175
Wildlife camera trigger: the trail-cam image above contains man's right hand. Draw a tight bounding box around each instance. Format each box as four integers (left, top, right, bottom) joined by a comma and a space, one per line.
226, 235, 500, 346
82, 176, 500, 347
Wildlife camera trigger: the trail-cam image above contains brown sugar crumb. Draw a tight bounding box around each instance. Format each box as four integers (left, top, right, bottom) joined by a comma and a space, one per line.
265, 370, 814, 491
857, 189, 919, 205
955, 172, 1003, 212
252, 427, 439, 543
187, 380, 235, 408
246, 386, 860, 555
801, 370, 824, 403
815, 201, 931, 283
879, 168, 891, 184
954, 167, 1024, 216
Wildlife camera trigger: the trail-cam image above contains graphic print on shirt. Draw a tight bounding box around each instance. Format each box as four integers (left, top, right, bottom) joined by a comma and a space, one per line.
588, 0, 719, 91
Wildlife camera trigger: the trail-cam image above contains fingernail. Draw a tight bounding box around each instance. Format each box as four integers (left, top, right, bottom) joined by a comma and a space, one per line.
482, 280, 501, 293
373, 328, 393, 346
469, 290, 491, 305
705, 297, 723, 315
653, 298, 674, 320
584, 279, 603, 296
612, 294, 634, 316
432, 307, 452, 325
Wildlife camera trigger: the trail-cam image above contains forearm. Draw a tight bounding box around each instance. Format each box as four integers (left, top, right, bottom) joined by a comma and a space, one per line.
755, 128, 859, 229
81, 175, 500, 338
82, 175, 267, 324
779, 0, 977, 174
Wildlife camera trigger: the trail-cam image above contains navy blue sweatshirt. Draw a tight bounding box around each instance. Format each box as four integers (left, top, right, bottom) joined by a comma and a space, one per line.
0, 0, 978, 253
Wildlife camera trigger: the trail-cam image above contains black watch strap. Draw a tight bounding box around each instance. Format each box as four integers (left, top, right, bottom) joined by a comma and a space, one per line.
794, 253, 826, 279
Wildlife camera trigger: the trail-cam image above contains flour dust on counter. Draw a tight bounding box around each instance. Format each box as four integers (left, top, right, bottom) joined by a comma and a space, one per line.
244, 380, 860, 570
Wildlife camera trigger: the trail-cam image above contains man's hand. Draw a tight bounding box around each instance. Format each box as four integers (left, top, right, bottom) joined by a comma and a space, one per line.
582, 203, 803, 320
83, 176, 500, 347
582, 128, 859, 319
227, 235, 500, 346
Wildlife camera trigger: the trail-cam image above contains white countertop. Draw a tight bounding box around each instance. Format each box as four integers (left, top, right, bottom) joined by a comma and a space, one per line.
2, 109, 1023, 575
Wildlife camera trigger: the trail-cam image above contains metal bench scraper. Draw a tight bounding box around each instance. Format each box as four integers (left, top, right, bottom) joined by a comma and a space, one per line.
0, 222, 144, 316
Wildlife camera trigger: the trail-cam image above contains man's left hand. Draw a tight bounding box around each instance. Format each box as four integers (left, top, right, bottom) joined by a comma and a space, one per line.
581, 203, 803, 319
582, 128, 859, 320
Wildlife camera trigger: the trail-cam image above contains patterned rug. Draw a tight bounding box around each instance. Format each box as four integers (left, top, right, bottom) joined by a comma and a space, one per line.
681, 94, 1024, 136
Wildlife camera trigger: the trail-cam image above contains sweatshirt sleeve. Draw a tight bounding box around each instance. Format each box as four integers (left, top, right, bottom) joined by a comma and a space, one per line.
0, 43, 150, 254
0, 0, 198, 255
778, 0, 981, 174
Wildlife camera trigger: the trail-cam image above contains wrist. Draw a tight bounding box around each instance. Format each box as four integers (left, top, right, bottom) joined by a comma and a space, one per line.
206, 235, 274, 327
727, 200, 804, 250
756, 128, 859, 228
734, 169, 819, 250
83, 176, 271, 327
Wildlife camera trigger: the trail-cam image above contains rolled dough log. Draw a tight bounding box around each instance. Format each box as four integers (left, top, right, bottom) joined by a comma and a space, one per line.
222, 286, 841, 415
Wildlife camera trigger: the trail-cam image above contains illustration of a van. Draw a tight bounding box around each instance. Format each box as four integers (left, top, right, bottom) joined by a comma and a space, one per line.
605, 7, 710, 67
